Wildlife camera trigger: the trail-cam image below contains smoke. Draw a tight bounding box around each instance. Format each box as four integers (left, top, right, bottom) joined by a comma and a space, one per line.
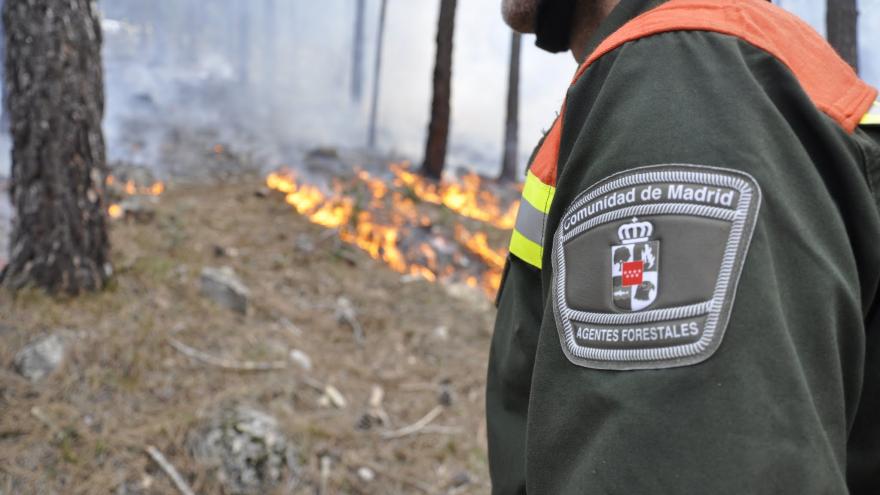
1, 0, 875, 267
94, 0, 578, 179
0, 0, 876, 181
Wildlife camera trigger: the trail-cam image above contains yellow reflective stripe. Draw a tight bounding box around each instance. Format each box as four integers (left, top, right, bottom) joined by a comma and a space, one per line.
861, 100, 880, 125
521, 171, 556, 213
509, 170, 557, 269
862, 113, 880, 125
509, 229, 544, 269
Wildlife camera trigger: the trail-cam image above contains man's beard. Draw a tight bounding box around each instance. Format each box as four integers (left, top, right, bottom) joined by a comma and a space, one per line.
501, 0, 541, 33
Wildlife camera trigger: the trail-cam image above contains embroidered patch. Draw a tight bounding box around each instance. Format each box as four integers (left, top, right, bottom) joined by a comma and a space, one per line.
551, 164, 761, 370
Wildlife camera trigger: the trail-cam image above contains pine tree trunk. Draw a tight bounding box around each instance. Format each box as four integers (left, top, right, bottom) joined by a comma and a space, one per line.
352, 0, 366, 103
827, 0, 859, 72
421, 0, 457, 180
499, 31, 522, 183
1, 0, 110, 294
367, 0, 388, 149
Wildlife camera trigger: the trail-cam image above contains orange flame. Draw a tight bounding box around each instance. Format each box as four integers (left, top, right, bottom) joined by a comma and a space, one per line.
390, 163, 519, 229
108, 204, 123, 219
105, 174, 166, 219
265, 167, 515, 295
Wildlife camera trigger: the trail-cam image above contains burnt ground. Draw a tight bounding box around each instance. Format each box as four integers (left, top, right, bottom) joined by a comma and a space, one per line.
0, 176, 499, 494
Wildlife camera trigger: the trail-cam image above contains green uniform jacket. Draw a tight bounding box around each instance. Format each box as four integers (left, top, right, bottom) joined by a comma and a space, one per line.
486, 0, 880, 493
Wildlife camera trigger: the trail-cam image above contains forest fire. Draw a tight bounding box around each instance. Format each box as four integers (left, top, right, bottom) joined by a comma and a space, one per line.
390, 164, 519, 229
106, 175, 165, 220
266, 165, 516, 295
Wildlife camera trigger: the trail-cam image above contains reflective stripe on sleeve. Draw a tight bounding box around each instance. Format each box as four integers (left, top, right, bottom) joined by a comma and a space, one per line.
521, 171, 557, 212
510, 229, 544, 269
509, 171, 557, 269
862, 100, 880, 125
514, 198, 547, 245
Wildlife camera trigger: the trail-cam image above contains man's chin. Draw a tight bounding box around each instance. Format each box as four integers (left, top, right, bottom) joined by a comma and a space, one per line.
502, 0, 539, 33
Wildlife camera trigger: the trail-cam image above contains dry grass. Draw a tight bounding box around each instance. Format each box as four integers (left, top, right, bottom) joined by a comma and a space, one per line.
0, 176, 496, 494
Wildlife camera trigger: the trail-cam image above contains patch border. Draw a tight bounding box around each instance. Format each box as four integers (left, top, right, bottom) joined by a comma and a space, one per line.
551, 164, 761, 370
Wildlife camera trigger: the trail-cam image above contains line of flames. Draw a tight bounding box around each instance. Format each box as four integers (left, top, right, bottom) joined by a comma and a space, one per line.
266, 166, 515, 294
106, 175, 165, 219
390, 163, 519, 230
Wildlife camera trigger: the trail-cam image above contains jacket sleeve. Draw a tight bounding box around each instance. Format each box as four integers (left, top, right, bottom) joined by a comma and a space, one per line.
524, 31, 880, 494
846, 124, 880, 493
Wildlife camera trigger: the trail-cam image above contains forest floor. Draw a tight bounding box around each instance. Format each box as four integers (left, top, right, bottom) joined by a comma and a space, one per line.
0, 174, 500, 494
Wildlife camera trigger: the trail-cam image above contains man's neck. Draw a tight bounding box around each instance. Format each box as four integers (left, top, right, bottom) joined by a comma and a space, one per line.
570, 0, 621, 62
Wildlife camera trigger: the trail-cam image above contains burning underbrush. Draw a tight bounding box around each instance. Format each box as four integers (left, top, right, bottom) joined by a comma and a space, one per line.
105, 164, 166, 221
266, 164, 519, 296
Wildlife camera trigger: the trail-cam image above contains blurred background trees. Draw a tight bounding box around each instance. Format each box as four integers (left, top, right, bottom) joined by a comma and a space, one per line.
499, 32, 522, 183
368, 0, 388, 149
0, 0, 873, 295
421, 0, 458, 180
827, 0, 859, 72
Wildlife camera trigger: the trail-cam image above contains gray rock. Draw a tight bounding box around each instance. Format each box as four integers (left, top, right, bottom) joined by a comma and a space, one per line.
357, 466, 375, 482
118, 196, 157, 223
294, 234, 315, 254
288, 349, 312, 371
200, 267, 249, 314
449, 471, 471, 488
188, 404, 298, 495
13, 334, 65, 381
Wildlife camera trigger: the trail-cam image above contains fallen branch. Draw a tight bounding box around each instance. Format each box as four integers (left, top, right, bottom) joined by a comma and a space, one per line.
418, 425, 462, 436
145, 445, 196, 495
381, 405, 444, 440
318, 455, 332, 495
168, 337, 287, 371
300, 375, 328, 392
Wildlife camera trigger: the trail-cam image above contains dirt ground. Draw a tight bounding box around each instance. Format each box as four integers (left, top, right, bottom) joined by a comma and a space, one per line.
0, 176, 498, 494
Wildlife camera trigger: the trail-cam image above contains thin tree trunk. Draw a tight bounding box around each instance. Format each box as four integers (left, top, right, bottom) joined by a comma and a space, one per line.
368, 0, 388, 149
827, 0, 859, 72
1, 0, 110, 294
499, 31, 522, 182
421, 0, 457, 180
352, 0, 366, 103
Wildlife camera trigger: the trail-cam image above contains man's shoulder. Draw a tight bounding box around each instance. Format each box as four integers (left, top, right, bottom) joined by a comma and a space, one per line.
572, 0, 875, 133
565, 29, 800, 146
556, 27, 866, 208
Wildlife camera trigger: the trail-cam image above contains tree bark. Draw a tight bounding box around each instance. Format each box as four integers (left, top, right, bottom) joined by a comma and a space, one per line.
499, 31, 522, 182
827, 0, 859, 72
367, 0, 388, 149
421, 0, 457, 180
352, 0, 366, 103
1, 0, 110, 294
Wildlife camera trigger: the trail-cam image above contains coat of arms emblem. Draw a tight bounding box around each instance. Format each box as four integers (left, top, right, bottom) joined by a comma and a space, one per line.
611, 217, 659, 311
